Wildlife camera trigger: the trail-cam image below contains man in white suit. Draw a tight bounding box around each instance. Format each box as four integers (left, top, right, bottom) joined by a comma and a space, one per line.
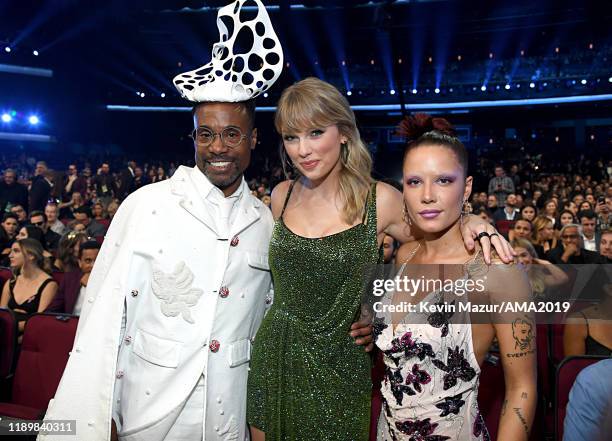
39, 2, 314, 440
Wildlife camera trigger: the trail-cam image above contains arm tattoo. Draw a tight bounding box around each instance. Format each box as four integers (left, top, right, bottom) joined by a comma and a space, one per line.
513, 407, 530, 435
511, 316, 535, 351
501, 399, 508, 416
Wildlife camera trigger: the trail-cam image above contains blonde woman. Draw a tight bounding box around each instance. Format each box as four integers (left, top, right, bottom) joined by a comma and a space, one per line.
246, 79, 512, 441
512, 238, 568, 300
532, 215, 557, 257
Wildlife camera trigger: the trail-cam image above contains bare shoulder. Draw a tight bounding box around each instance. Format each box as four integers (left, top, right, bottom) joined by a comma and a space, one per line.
270, 180, 293, 220
376, 181, 402, 220
376, 181, 402, 204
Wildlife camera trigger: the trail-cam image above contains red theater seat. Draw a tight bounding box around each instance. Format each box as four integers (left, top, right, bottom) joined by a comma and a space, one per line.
0, 314, 78, 420
555, 355, 609, 441
0, 308, 17, 379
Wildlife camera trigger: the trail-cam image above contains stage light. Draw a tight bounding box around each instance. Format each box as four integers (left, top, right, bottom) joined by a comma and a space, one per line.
543, 82, 548, 87
412, 89, 417, 94
1, 113, 11, 123
489, 52, 493, 59
390, 89, 396, 95
489, 138, 493, 144
495, 85, 500, 90
346, 90, 352, 96
4, 47, 11, 53
428, 56, 432, 63
555, 47, 559, 53
504, 84, 511, 90
590, 134, 595, 140
370, 59, 375, 65
472, 86, 477, 91
33, 50, 39, 56
529, 82, 535, 88
457, 55, 462, 61
397, 58, 402, 64
263, 92, 269, 98
434, 88, 440, 94
609, 77, 612, 83
28, 115, 39, 125
520, 50, 525, 56
481, 85, 487, 91
581, 79, 587, 85
555, 136, 559, 143
516, 84, 521, 89
341, 60, 346, 66
589, 43, 594, 50
160, 93, 166, 98
449, 88, 453, 92
286, 62, 290, 68
140, 92, 145, 98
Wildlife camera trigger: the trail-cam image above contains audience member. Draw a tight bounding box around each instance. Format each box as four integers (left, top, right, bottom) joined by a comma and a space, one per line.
47, 240, 101, 315
0, 238, 58, 340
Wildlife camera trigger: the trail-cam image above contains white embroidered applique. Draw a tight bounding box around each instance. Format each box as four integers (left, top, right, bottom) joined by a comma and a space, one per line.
151, 262, 204, 324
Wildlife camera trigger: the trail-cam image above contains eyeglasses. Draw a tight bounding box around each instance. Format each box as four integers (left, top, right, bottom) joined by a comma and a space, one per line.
189, 126, 248, 148
561, 234, 579, 239
31, 221, 44, 227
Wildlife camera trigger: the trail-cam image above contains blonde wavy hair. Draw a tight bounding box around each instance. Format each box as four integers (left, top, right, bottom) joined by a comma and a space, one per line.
275, 77, 373, 224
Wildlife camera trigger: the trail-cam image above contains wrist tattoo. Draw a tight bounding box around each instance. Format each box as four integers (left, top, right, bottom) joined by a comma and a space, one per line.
513, 407, 530, 435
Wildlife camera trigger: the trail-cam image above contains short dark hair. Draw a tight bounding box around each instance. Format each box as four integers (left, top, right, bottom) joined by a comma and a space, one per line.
79, 240, 101, 258
29, 210, 47, 222
191, 99, 257, 130
74, 206, 92, 218
2, 213, 18, 223
577, 209, 596, 221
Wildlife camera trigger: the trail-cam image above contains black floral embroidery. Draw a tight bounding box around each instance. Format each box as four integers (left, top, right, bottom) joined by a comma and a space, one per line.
434, 393, 465, 417
385, 365, 415, 406
431, 346, 476, 390
373, 317, 388, 342
427, 299, 455, 337
405, 363, 431, 393
395, 418, 451, 441
385, 331, 436, 366
473, 412, 490, 440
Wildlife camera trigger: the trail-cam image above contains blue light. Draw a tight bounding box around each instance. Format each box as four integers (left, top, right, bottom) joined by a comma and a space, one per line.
390, 89, 396, 95
609, 77, 612, 83
480, 85, 487, 91
434, 88, 440, 94
140, 92, 145, 98
516, 84, 521, 89
263, 92, 268, 98
160, 92, 166, 98
33, 50, 39, 56
28, 115, 39, 125
4, 47, 11, 53
504, 84, 511, 90
449, 88, 453, 93
529, 82, 535, 89
412, 89, 418, 94
106, 93, 612, 112
1, 113, 11, 123
581, 79, 587, 85
347, 90, 352, 96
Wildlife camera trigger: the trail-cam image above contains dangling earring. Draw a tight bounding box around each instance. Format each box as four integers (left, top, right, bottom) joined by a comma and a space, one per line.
460, 199, 472, 224
280, 147, 295, 174
340, 142, 349, 165
402, 201, 413, 226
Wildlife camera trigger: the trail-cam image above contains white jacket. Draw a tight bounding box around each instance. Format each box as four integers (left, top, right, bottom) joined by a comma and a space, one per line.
39, 166, 273, 441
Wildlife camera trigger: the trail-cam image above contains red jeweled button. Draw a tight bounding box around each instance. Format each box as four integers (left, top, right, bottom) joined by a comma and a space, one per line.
209, 340, 220, 353
219, 286, 230, 298
230, 236, 239, 247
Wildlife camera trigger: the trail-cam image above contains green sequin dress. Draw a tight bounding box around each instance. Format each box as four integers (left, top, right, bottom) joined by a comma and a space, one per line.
247, 181, 380, 441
